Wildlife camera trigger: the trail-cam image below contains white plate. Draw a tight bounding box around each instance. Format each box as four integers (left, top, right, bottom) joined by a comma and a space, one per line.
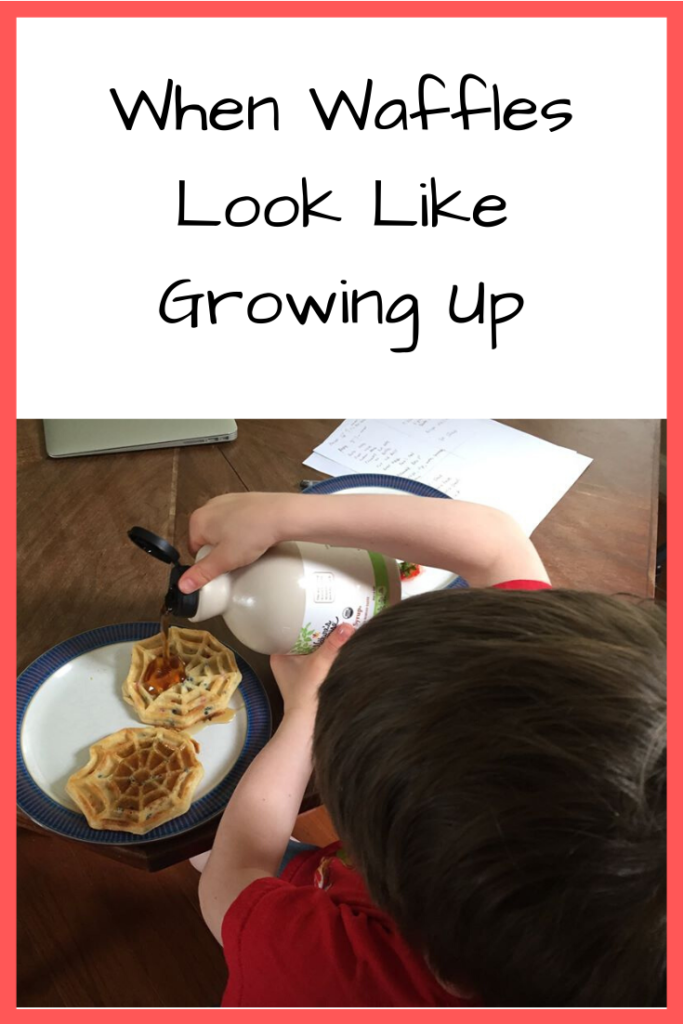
21, 641, 246, 806
17, 624, 271, 843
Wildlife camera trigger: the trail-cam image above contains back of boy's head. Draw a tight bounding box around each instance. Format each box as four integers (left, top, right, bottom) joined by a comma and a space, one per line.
313, 589, 666, 1007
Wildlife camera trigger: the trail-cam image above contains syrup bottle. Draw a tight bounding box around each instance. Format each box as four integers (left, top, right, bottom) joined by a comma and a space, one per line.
128, 526, 401, 656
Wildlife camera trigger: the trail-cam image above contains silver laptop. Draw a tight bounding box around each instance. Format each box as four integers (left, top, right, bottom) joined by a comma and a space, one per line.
43, 419, 238, 458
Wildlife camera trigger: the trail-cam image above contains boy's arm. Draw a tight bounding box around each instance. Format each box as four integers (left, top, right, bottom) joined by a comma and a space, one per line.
197, 627, 351, 944
180, 493, 549, 593
197, 710, 314, 944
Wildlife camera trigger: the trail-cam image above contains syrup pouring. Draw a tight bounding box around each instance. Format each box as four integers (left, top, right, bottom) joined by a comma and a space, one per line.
142, 606, 187, 696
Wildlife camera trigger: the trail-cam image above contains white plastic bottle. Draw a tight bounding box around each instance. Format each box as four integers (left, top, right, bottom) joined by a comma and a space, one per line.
189, 541, 401, 654
128, 528, 401, 655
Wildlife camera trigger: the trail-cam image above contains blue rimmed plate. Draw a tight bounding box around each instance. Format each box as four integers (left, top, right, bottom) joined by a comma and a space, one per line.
302, 474, 469, 595
17, 622, 271, 844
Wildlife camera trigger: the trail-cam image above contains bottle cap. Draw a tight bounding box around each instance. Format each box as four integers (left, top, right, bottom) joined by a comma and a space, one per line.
128, 526, 199, 618
128, 527, 180, 565
164, 565, 199, 618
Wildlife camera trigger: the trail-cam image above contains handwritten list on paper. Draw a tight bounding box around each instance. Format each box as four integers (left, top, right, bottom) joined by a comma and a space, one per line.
303, 419, 593, 535
317, 420, 466, 493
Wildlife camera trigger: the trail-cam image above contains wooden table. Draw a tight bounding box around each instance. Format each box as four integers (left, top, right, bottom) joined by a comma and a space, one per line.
17, 418, 660, 870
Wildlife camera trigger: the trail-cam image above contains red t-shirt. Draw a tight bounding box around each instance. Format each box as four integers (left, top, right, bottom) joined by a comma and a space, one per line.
221, 579, 551, 1007
221, 841, 469, 1007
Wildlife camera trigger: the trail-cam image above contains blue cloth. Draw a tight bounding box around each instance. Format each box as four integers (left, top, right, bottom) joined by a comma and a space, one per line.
277, 838, 319, 876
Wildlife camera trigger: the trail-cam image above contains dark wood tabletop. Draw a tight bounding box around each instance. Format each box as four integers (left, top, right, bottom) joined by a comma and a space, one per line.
17, 418, 661, 870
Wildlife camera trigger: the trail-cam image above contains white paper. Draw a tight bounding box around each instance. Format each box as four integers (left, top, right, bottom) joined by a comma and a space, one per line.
303, 419, 592, 535
391, 419, 579, 466
303, 452, 353, 478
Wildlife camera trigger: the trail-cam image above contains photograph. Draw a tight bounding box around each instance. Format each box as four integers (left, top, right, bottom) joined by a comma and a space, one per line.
16, 418, 667, 1008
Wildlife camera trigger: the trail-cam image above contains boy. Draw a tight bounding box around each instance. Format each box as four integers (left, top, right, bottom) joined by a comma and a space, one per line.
180, 493, 666, 1007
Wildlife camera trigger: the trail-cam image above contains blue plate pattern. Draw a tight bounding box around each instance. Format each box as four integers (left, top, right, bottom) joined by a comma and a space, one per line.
302, 473, 469, 589
17, 622, 271, 845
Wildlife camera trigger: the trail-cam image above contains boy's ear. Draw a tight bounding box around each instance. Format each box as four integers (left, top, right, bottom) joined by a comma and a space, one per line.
428, 965, 477, 1001
438, 978, 477, 1000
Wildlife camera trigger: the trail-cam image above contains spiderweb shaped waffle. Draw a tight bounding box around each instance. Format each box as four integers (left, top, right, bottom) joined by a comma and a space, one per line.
122, 627, 242, 730
65, 726, 203, 835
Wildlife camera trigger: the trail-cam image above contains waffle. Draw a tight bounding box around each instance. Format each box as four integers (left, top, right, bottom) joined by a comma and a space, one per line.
122, 627, 242, 730
66, 726, 204, 835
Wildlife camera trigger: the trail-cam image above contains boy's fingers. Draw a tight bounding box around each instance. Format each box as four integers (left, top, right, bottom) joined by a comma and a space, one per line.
187, 512, 208, 556
178, 549, 227, 593
312, 623, 355, 668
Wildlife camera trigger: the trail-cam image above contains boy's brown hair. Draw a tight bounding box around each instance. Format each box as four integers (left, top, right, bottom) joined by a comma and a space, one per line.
313, 589, 666, 1007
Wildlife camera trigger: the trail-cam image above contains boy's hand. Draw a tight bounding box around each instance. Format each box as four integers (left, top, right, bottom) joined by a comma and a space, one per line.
179, 493, 285, 593
270, 624, 355, 717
